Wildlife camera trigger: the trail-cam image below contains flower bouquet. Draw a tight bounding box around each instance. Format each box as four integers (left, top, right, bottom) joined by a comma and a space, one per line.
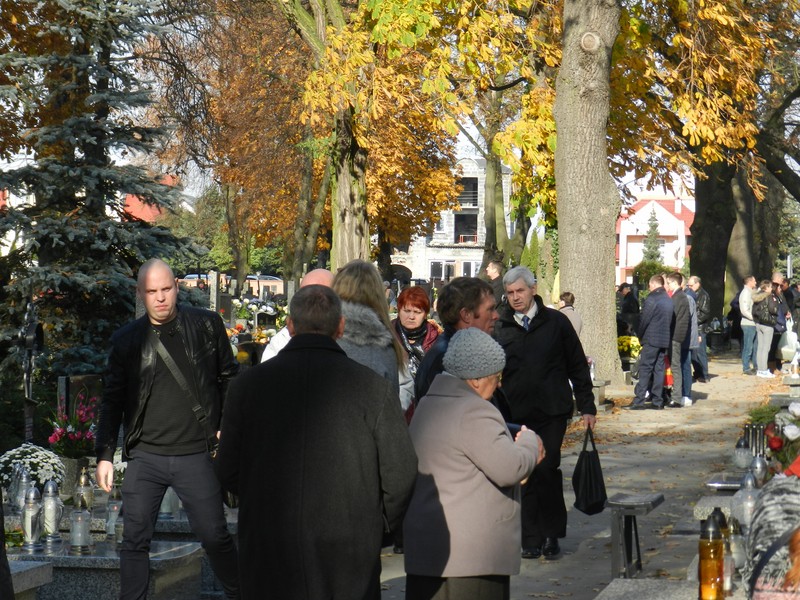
48, 393, 98, 458
617, 335, 642, 359
0, 443, 67, 488
748, 403, 800, 476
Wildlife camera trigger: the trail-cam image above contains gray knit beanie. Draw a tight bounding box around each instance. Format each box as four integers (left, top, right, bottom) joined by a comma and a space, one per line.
443, 328, 506, 380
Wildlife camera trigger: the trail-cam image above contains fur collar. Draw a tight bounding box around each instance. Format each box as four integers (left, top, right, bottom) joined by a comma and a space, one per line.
340, 301, 393, 347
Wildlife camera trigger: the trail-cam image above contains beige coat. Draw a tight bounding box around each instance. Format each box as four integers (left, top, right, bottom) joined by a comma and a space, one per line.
404, 373, 539, 578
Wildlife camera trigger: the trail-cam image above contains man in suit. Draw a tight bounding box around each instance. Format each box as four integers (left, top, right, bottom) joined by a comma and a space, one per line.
494, 266, 596, 561
217, 285, 417, 599
629, 275, 674, 410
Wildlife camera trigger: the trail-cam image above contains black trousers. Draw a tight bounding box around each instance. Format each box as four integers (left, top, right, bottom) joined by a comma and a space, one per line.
406, 574, 510, 600
520, 415, 568, 547
120, 449, 239, 599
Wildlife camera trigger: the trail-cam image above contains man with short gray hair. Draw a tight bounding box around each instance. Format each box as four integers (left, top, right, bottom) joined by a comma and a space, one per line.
495, 266, 596, 560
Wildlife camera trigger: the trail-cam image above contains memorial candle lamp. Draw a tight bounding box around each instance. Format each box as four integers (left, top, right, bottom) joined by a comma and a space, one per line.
733, 436, 751, 470
73, 466, 94, 511
69, 508, 92, 555
106, 486, 122, 537
21, 486, 44, 553
14, 469, 33, 516
42, 480, 64, 545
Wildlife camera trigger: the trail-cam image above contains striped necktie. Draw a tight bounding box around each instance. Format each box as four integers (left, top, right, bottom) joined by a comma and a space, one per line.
522, 315, 530, 331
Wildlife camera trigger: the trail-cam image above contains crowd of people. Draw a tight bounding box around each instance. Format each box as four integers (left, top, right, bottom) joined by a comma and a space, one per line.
623, 272, 711, 410
86, 257, 596, 600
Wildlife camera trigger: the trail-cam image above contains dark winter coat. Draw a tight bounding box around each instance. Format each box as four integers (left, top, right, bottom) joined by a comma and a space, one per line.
671, 288, 692, 348
96, 306, 238, 461
216, 333, 417, 600
753, 290, 779, 327
637, 286, 674, 349
695, 286, 711, 329
494, 296, 596, 422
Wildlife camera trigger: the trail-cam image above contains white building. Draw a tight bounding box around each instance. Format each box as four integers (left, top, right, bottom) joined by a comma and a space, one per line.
391, 157, 513, 283
616, 193, 695, 285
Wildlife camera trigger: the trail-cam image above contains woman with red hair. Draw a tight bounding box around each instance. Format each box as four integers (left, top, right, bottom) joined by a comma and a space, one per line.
392, 287, 441, 383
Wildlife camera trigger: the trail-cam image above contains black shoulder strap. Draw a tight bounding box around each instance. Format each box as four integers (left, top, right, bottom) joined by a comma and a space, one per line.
749, 527, 799, 592
148, 328, 218, 447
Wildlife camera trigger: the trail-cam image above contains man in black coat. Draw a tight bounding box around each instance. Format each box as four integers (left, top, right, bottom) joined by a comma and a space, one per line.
494, 266, 596, 561
688, 275, 711, 382
630, 275, 674, 410
665, 272, 692, 408
217, 285, 417, 600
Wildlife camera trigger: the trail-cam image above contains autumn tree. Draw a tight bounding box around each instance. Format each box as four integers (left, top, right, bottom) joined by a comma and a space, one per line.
0, 0, 191, 376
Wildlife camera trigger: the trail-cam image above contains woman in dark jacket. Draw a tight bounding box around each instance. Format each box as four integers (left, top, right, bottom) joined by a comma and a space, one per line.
753, 279, 779, 378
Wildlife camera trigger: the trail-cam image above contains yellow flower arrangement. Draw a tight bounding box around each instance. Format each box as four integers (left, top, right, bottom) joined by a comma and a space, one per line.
617, 335, 642, 359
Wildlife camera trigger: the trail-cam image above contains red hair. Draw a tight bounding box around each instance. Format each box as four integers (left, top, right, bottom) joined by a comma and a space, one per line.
784, 528, 800, 589
397, 286, 430, 314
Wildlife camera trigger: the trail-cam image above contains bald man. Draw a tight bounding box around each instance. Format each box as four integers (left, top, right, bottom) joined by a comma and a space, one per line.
95, 258, 240, 599
260, 269, 334, 363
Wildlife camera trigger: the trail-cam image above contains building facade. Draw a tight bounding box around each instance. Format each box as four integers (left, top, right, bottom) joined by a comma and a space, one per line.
391, 157, 513, 283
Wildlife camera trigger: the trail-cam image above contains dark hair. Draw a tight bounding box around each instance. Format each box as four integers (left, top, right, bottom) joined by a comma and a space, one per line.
559, 292, 575, 306
666, 272, 683, 286
437, 277, 493, 329
397, 286, 430, 314
650, 274, 664, 287
289, 285, 342, 336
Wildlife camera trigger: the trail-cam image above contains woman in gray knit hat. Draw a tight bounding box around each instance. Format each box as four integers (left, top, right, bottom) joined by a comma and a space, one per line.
403, 328, 545, 600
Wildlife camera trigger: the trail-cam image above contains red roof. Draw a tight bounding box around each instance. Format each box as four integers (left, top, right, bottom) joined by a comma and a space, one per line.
617, 197, 694, 236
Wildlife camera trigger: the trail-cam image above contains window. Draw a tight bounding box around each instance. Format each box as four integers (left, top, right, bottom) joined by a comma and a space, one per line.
462, 261, 482, 277
454, 213, 478, 244
430, 261, 455, 281
458, 177, 478, 207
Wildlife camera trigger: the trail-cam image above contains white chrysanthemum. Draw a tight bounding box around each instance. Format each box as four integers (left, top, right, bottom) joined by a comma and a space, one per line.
784, 424, 800, 441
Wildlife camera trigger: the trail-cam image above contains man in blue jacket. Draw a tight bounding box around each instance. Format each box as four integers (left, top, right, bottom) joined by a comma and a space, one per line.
630, 275, 674, 410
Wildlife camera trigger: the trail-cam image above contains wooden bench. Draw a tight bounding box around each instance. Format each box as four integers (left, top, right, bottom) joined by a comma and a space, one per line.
607, 492, 665, 579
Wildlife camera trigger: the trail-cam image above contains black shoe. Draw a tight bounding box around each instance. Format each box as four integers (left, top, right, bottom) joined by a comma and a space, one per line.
650, 403, 664, 410
542, 538, 560, 560
627, 404, 647, 411
666, 400, 682, 408
522, 545, 542, 559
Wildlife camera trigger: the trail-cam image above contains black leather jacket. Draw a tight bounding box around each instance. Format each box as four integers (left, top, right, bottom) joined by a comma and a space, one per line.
695, 287, 711, 328
95, 306, 239, 462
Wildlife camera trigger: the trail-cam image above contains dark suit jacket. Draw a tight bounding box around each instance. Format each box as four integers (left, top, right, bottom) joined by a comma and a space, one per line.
638, 287, 674, 348
671, 289, 691, 348
217, 333, 417, 600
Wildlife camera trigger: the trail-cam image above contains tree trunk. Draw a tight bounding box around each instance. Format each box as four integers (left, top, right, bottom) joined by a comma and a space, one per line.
481, 148, 503, 267
754, 170, 784, 278
330, 110, 369, 270
726, 171, 757, 301
690, 162, 737, 321
553, 0, 622, 383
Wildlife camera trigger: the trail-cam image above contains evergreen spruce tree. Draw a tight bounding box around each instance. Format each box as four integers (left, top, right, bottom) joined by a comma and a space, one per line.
0, 1, 193, 377
642, 208, 663, 263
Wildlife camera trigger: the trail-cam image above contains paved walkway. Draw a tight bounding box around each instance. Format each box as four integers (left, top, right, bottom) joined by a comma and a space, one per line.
380, 350, 779, 599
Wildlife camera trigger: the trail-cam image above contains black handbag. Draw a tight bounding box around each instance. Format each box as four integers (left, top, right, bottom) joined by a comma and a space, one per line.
151, 330, 239, 509
572, 427, 607, 516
